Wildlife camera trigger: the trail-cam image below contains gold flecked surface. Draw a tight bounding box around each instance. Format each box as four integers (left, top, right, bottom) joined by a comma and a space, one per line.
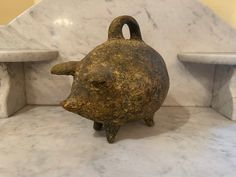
51, 16, 169, 143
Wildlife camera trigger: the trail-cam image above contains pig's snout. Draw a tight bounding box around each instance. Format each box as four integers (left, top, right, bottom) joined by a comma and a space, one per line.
61, 98, 82, 112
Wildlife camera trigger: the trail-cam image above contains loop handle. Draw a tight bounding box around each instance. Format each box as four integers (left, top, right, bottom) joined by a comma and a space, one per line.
108, 15, 142, 40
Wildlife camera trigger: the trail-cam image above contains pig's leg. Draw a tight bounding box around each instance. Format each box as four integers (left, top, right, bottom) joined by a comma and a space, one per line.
93, 122, 103, 131
104, 122, 120, 143
143, 117, 155, 127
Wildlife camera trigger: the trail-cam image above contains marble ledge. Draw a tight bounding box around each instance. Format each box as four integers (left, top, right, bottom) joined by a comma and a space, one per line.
178, 52, 236, 65
0, 49, 58, 118
178, 52, 236, 120
0, 49, 58, 62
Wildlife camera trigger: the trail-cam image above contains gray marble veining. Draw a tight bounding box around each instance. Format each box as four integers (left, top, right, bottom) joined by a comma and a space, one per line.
0, 25, 45, 49
0, 48, 58, 118
178, 52, 236, 65
0, 106, 235, 177
0, 63, 26, 118
2, 0, 236, 106
178, 52, 236, 120
0, 49, 58, 62
212, 65, 236, 120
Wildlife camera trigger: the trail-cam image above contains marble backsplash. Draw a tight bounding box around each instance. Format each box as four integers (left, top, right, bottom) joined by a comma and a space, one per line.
1, 0, 236, 106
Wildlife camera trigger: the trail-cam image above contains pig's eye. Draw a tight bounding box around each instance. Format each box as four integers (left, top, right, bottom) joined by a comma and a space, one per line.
91, 80, 107, 88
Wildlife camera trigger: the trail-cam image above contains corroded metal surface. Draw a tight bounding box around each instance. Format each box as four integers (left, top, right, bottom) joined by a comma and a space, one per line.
51, 16, 169, 143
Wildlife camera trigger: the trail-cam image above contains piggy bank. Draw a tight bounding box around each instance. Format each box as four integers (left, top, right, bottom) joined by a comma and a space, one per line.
51, 15, 169, 143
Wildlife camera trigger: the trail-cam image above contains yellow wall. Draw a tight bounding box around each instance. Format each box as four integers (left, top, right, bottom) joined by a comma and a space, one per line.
0, 0, 35, 25
201, 0, 236, 28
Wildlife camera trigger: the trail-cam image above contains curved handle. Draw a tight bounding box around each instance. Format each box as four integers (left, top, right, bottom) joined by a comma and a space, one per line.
108, 15, 142, 40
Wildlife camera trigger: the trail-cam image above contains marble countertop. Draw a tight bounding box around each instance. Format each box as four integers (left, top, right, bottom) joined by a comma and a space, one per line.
178, 53, 236, 65
0, 106, 235, 177
0, 49, 58, 62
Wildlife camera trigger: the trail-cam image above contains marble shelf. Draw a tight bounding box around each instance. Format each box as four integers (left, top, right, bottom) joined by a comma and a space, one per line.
0, 49, 58, 62
0, 49, 58, 118
0, 106, 235, 177
178, 52, 236, 120
178, 52, 236, 65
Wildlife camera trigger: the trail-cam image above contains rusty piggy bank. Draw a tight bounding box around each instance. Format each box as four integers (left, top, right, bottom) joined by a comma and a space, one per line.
51, 16, 169, 143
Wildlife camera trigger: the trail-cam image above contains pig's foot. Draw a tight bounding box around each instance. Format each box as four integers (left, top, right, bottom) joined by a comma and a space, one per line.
93, 122, 103, 131
144, 117, 155, 127
104, 122, 120, 143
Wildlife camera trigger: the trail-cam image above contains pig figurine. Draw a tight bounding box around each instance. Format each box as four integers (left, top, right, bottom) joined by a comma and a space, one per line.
51, 15, 169, 143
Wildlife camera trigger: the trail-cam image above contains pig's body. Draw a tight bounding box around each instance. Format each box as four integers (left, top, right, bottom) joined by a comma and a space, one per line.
51, 16, 169, 143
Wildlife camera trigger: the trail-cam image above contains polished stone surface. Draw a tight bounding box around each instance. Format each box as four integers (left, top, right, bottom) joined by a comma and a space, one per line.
0, 25, 44, 49
0, 49, 58, 62
0, 48, 57, 118
178, 52, 236, 65
3, 0, 236, 106
0, 106, 235, 177
178, 53, 236, 120
212, 65, 236, 120
0, 63, 26, 118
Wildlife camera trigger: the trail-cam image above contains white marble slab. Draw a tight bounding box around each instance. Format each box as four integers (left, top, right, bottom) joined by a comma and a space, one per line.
0, 25, 45, 49
0, 64, 10, 117
212, 65, 236, 120
0, 48, 58, 118
0, 49, 58, 62
2, 0, 236, 106
0, 106, 235, 177
0, 0, 235, 107
178, 52, 236, 120
178, 52, 236, 65
0, 63, 26, 118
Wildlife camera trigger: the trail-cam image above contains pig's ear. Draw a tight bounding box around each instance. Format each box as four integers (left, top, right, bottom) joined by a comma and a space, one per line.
51, 61, 80, 76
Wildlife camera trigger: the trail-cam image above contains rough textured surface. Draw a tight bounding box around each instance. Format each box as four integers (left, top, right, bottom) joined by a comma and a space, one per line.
0, 106, 235, 177
51, 16, 169, 143
0, 63, 26, 118
2, 0, 236, 106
